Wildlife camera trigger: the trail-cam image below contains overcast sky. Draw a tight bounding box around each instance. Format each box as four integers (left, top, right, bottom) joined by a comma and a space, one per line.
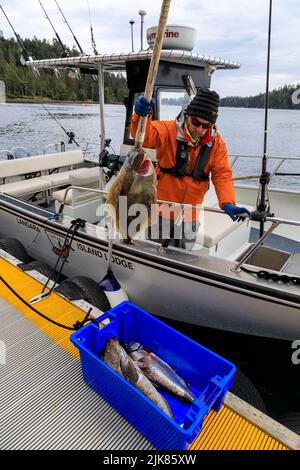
1, 0, 299, 97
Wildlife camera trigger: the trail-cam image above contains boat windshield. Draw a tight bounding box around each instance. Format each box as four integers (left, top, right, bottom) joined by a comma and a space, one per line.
157, 88, 192, 120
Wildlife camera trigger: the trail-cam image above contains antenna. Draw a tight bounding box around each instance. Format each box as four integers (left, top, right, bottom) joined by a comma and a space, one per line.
87, 0, 98, 55
54, 0, 84, 55
254, 0, 274, 236
129, 20, 135, 52
138, 10, 147, 51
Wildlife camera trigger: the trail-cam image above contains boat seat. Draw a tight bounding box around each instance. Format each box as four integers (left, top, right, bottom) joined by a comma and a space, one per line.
42, 167, 88, 186
52, 168, 103, 223
199, 204, 253, 248
1, 178, 51, 197
52, 167, 101, 204
0, 150, 85, 196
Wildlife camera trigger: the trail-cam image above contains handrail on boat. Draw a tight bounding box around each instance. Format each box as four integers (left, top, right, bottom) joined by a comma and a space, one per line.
43, 142, 66, 154
0, 150, 11, 160
229, 154, 300, 182
58, 185, 300, 221
57, 184, 225, 216
56, 185, 300, 272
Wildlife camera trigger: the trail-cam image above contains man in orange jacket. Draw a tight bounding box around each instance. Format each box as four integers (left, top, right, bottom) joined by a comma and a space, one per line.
130, 88, 249, 249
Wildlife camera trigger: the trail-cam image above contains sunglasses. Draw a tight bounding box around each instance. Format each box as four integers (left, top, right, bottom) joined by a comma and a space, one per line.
190, 118, 212, 129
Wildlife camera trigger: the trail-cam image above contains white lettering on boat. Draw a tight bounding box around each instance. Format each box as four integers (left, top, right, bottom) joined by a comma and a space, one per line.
76, 242, 134, 270
16, 218, 41, 232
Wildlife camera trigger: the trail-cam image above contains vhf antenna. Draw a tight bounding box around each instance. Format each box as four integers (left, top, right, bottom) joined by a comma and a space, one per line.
138, 10, 147, 51
253, 0, 274, 236
129, 20, 135, 52
87, 0, 98, 55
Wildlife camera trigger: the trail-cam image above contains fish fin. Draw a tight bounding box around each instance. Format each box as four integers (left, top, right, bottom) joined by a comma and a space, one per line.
120, 355, 139, 383
135, 358, 150, 369
142, 355, 152, 367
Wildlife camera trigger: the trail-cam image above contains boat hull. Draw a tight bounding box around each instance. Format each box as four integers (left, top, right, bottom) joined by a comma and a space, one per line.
0, 195, 299, 342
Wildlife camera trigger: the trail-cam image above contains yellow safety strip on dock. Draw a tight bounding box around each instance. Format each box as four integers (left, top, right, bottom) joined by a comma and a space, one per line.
0, 257, 290, 451
0, 257, 80, 360
189, 405, 288, 450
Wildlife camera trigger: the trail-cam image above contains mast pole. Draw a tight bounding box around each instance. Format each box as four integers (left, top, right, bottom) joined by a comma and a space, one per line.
256, 0, 273, 236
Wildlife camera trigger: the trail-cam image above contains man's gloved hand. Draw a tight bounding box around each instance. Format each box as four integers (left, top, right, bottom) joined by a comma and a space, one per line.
134, 96, 155, 117
223, 203, 250, 222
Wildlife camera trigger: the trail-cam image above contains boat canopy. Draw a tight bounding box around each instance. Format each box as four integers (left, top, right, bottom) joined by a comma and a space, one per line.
25, 49, 240, 73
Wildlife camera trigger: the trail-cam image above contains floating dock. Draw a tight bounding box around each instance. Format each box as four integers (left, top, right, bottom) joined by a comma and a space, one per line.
1, 255, 299, 450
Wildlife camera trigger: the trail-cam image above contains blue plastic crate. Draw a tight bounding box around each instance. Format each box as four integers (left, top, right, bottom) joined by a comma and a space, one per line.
70, 301, 236, 450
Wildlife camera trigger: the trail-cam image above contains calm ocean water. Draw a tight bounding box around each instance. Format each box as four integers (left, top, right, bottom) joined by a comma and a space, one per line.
1, 102, 300, 188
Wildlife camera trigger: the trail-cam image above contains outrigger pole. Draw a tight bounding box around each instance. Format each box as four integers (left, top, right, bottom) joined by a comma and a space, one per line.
54, 0, 84, 55
254, 0, 274, 236
38, 0, 69, 57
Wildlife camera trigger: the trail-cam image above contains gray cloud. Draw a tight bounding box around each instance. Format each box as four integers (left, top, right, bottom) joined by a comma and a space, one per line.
0, 0, 299, 96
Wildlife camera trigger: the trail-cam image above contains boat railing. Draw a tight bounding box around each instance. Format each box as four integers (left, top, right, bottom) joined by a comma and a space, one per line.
43, 142, 67, 154
229, 154, 300, 182
0, 150, 12, 160
57, 184, 300, 271
5, 146, 30, 159
57, 184, 224, 216
78, 139, 101, 153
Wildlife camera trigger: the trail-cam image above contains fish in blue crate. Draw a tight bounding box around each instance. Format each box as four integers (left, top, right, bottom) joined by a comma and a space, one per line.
71, 301, 236, 450
101, 337, 174, 419
125, 341, 195, 403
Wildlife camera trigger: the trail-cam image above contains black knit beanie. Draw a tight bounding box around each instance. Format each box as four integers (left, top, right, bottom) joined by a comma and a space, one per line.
186, 88, 220, 124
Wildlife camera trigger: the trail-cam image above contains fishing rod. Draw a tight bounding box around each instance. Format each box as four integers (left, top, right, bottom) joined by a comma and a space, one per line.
39, 103, 79, 146
254, 0, 274, 236
0, 48, 79, 145
0, 4, 30, 63
54, 0, 84, 55
38, 0, 69, 58
87, 0, 98, 55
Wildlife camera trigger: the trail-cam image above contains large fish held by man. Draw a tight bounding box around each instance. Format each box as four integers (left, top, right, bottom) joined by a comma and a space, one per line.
106, 148, 157, 243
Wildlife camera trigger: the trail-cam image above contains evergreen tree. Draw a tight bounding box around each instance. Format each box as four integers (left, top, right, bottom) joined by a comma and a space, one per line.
0, 36, 128, 103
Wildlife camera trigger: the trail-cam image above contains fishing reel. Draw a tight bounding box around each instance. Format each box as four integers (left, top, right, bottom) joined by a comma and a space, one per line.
67, 131, 76, 144
99, 139, 112, 167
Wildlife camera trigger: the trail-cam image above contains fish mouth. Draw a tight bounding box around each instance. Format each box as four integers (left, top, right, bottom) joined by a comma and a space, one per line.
135, 159, 151, 175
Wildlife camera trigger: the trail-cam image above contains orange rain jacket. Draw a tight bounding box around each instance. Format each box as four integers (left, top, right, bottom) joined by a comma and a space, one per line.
130, 112, 235, 221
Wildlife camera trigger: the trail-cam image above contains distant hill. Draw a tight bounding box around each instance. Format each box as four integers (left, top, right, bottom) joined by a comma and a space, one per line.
220, 85, 300, 110
0, 36, 128, 103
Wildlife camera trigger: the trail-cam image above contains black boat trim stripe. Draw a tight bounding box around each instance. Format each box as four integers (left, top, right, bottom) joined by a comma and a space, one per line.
1, 200, 300, 308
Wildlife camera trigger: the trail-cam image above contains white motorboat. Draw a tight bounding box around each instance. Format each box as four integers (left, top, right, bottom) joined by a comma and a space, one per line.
1, 24, 300, 423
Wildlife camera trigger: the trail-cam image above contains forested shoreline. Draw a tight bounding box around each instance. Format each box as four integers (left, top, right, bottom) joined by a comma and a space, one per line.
220, 85, 300, 109
0, 36, 128, 103
1, 36, 299, 109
